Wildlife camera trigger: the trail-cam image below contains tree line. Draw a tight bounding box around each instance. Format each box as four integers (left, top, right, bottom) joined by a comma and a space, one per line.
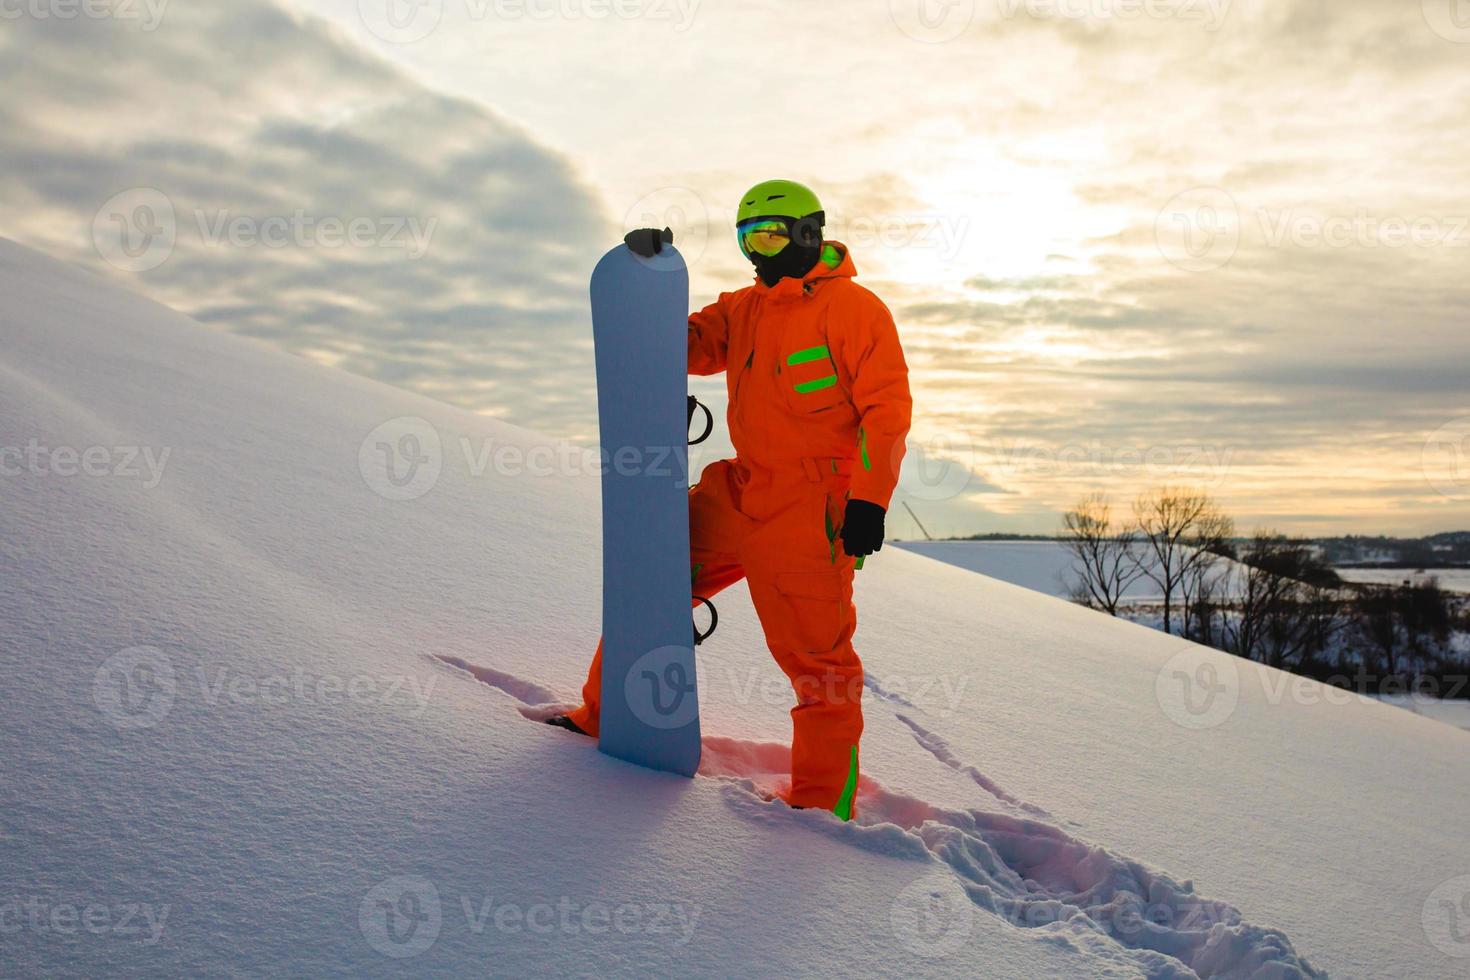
1062, 488, 1469, 698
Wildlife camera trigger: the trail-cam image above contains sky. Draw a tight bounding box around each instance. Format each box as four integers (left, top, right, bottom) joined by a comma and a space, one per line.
1, 0, 1468, 537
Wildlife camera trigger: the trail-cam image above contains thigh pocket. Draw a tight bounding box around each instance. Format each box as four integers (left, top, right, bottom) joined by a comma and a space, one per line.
773, 569, 848, 653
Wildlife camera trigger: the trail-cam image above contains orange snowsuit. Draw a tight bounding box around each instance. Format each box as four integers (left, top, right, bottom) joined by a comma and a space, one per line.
569, 242, 912, 817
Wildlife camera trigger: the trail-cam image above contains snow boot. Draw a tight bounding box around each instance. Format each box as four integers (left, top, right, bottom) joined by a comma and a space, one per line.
545, 714, 591, 737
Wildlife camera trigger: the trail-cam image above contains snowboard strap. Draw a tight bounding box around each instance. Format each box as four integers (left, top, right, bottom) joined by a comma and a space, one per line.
692, 595, 718, 645
687, 396, 713, 445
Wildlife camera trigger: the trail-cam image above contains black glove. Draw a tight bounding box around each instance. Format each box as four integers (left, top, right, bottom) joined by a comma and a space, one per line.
840, 499, 886, 558
624, 227, 673, 257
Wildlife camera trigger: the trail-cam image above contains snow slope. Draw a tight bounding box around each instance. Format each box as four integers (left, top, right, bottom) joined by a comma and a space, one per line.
898, 540, 1121, 599
897, 539, 1249, 602
3, 238, 1468, 978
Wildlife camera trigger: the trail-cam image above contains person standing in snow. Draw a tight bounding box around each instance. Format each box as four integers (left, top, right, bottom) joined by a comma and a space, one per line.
549, 180, 912, 821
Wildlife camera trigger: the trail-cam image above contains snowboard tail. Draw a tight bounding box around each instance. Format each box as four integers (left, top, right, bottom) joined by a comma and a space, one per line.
589, 242, 701, 777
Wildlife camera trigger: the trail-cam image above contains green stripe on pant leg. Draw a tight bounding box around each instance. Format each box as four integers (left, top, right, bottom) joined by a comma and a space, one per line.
833, 745, 859, 821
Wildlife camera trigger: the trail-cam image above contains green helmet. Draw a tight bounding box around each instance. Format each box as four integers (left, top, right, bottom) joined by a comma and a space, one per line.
736, 179, 823, 225
735, 180, 825, 263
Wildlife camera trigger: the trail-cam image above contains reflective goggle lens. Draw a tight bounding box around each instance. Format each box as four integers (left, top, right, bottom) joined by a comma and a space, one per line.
739, 219, 791, 257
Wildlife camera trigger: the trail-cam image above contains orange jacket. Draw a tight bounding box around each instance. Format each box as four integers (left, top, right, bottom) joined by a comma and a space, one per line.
687, 242, 911, 510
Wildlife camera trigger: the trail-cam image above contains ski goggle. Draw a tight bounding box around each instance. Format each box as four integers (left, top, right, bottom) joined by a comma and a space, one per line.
737, 217, 793, 259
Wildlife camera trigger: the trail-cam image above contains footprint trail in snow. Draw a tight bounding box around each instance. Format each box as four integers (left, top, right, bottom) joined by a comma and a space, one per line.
434, 654, 1326, 979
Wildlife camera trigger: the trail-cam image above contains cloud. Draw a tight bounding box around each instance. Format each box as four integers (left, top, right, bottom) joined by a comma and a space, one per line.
0, 0, 613, 436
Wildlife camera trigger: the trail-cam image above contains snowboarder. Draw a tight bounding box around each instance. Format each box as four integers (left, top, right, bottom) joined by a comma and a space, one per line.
551, 180, 912, 820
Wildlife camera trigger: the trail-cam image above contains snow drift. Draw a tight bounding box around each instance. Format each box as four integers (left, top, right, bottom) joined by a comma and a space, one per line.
2, 238, 1466, 978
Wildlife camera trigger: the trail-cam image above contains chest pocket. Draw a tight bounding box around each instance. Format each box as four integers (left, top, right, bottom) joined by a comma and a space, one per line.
779, 339, 846, 413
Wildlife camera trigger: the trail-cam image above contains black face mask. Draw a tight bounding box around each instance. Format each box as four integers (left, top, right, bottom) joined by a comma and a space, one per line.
747, 212, 825, 287
751, 242, 822, 287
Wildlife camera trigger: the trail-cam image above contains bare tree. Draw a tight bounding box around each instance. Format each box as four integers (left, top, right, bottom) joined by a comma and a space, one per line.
1133, 488, 1226, 635
1062, 493, 1144, 616
1179, 511, 1235, 640
1228, 532, 1347, 669
1351, 579, 1454, 679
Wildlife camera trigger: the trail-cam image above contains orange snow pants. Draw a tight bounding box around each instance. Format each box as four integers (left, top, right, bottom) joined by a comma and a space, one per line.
569, 457, 863, 818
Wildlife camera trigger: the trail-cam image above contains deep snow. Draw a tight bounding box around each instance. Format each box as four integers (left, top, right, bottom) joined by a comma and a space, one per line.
3, 238, 1468, 978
